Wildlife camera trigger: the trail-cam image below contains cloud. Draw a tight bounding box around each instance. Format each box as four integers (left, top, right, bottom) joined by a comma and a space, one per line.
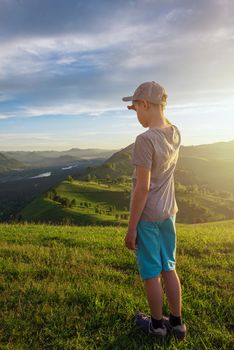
0, 0, 233, 150
0, 102, 125, 119
1, 97, 233, 121
0, 132, 53, 140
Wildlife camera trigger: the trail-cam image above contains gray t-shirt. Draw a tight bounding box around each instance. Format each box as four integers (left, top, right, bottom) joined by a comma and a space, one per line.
130, 124, 181, 221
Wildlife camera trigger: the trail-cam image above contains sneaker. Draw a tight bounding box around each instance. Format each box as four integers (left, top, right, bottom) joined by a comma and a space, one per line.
163, 316, 187, 341
134, 312, 167, 339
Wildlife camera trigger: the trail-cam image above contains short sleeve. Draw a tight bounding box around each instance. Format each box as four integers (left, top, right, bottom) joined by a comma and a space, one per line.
132, 134, 153, 170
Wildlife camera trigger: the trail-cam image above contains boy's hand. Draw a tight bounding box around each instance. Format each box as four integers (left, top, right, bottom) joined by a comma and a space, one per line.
124, 228, 137, 251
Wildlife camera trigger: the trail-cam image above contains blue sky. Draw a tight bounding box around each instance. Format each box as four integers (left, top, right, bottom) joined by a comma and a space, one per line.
0, 0, 233, 151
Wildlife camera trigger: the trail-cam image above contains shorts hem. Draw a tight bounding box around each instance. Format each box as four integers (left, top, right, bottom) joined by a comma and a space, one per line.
162, 267, 176, 272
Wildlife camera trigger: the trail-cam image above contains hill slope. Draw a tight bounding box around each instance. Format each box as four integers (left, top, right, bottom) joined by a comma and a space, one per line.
2, 148, 118, 169
76, 139, 234, 194
0, 221, 233, 349
19, 179, 234, 225
179, 139, 234, 160
20, 179, 131, 226
0, 152, 25, 173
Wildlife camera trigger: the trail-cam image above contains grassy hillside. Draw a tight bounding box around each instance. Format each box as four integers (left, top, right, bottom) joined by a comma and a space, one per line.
3, 139, 234, 224
177, 156, 234, 193
0, 220, 233, 349
179, 140, 234, 161
19, 179, 234, 225
77, 143, 133, 181
20, 180, 131, 226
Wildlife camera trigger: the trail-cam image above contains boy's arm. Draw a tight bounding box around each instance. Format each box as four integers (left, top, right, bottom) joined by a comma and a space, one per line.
125, 165, 151, 250
128, 165, 151, 230
124, 134, 153, 250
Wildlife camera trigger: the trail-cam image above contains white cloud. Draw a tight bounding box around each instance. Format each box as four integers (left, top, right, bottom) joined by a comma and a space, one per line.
0, 132, 53, 140
0, 102, 124, 119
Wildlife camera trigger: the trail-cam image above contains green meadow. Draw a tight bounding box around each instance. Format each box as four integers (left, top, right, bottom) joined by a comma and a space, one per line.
20, 180, 131, 226
0, 220, 233, 349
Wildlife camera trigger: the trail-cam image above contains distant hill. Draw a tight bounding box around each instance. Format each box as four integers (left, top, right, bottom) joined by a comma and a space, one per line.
2, 148, 118, 163
0, 152, 25, 172
179, 139, 234, 160
176, 156, 234, 193
76, 143, 134, 181
0, 147, 119, 172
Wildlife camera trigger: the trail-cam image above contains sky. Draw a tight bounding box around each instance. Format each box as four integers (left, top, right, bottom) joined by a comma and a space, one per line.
0, 0, 233, 151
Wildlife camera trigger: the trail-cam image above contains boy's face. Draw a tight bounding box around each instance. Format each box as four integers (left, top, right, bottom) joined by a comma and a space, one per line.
128, 99, 150, 127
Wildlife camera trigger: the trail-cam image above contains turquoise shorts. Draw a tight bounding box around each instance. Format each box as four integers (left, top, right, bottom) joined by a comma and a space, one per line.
134, 214, 177, 280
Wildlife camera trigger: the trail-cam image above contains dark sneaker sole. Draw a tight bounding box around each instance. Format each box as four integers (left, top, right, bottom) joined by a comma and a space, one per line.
163, 317, 187, 341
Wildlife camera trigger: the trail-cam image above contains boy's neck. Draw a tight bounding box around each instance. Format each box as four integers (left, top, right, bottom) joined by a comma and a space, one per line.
148, 116, 171, 129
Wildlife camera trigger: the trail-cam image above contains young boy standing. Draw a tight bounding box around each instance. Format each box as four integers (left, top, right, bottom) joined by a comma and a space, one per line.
122, 81, 187, 341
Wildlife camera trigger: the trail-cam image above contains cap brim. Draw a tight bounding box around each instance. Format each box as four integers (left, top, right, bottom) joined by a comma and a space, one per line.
122, 96, 134, 101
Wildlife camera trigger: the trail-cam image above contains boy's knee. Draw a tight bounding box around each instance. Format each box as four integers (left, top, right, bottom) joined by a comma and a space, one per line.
161, 269, 176, 277
143, 274, 161, 283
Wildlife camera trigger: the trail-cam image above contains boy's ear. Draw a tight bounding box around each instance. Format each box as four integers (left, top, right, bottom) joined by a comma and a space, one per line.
142, 99, 149, 109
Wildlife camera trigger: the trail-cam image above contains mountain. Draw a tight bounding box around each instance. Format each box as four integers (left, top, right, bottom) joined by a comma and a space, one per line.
179, 139, 234, 160
0, 152, 25, 172
76, 143, 134, 181
0, 148, 119, 171
2, 148, 118, 163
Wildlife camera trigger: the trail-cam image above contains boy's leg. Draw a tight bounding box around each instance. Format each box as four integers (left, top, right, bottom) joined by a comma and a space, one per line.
161, 269, 182, 316
143, 275, 163, 320
135, 220, 164, 321
159, 215, 183, 319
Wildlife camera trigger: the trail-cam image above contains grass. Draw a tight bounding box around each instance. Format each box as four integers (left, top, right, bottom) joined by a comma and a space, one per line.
0, 220, 233, 349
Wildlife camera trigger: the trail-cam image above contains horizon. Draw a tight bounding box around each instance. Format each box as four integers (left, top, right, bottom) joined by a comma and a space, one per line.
0, 0, 234, 151
1, 137, 234, 153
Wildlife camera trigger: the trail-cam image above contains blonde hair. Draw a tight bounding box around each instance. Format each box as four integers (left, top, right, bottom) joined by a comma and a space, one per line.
149, 95, 172, 125
160, 93, 168, 109
161, 95, 171, 124
165, 117, 172, 125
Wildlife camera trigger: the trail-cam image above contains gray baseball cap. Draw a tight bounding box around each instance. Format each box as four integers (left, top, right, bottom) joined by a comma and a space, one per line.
122, 81, 167, 105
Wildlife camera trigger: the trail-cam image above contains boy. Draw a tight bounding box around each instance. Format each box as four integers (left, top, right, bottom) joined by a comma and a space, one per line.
122, 81, 187, 341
